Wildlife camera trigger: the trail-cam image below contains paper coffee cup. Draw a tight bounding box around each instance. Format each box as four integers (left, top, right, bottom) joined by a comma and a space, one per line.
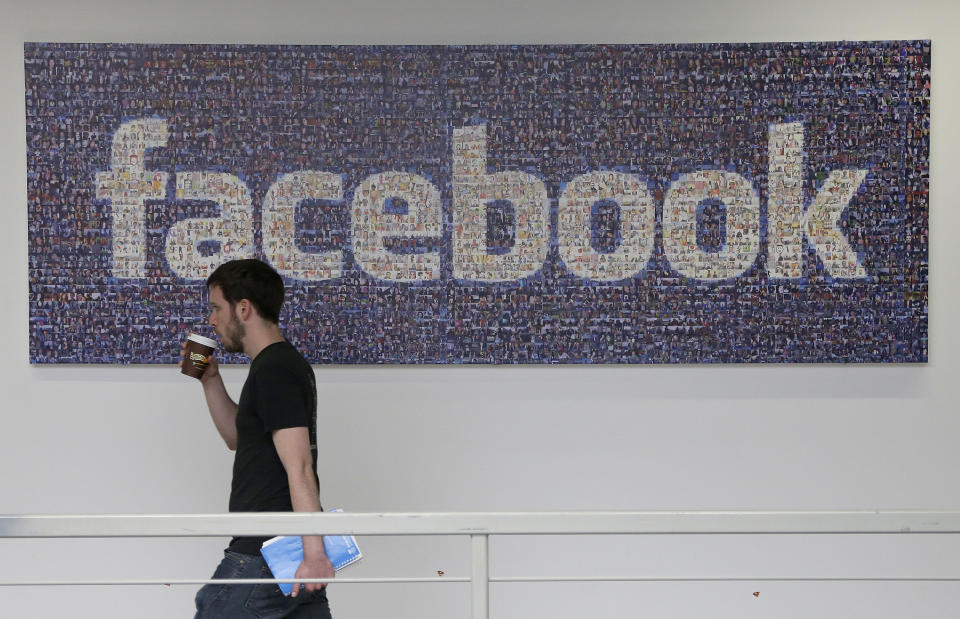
182, 333, 217, 379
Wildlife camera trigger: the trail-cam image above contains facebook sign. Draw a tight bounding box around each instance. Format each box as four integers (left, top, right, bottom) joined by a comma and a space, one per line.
26, 42, 929, 364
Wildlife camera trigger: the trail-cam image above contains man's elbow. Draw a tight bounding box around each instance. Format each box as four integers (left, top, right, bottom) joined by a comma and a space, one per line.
286, 460, 315, 483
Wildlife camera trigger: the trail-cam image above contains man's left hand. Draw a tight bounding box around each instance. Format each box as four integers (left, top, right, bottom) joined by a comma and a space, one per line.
291, 556, 335, 597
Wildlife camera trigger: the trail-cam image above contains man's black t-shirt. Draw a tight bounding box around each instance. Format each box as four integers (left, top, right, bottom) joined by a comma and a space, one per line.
227, 340, 319, 554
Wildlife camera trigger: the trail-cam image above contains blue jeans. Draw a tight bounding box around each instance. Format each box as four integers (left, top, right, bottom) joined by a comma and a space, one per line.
194, 551, 332, 619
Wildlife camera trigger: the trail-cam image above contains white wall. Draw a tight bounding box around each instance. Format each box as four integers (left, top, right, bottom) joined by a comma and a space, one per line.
2, 0, 958, 617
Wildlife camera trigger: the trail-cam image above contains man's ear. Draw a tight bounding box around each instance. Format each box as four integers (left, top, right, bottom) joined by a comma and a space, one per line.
235, 298, 253, 321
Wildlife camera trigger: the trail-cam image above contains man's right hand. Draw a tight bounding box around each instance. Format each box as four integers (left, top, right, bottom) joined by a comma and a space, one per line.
180, 339, 220, 384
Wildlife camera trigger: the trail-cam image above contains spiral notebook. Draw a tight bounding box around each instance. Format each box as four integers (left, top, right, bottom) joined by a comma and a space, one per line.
260, 509, 363, 595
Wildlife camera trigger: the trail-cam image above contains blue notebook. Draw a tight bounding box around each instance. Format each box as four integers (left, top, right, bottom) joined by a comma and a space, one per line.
260, 510, 363, 595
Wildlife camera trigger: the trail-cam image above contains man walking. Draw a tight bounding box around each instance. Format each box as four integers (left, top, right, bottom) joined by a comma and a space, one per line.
185, 258, 334, 618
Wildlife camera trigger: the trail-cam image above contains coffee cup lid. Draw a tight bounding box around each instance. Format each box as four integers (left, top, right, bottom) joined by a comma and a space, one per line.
187, 333, 218, 349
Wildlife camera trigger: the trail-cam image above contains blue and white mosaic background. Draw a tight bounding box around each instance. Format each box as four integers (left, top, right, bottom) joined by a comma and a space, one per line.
26, 42, 929, 364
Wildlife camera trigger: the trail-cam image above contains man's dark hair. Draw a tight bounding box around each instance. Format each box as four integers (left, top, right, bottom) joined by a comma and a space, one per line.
206, 259, 284, 324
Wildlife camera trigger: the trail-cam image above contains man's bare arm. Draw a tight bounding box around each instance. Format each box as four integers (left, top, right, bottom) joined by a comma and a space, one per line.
181, 342, 238, 450
273, 426, 334, 596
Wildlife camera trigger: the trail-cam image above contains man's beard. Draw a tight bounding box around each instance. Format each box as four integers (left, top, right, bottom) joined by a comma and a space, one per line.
220, 312, 246, 353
